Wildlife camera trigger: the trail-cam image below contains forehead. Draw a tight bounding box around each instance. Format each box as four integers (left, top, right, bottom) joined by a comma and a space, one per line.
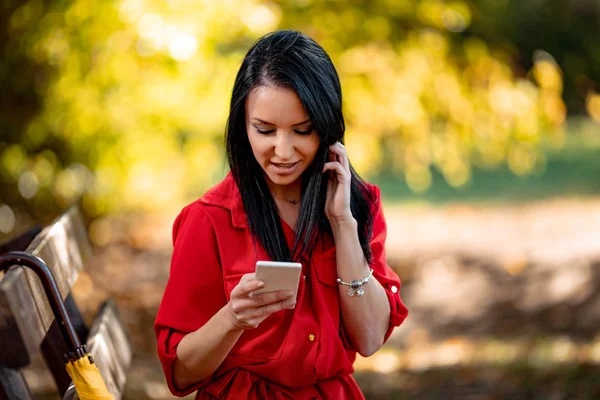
246, 86, 309, 125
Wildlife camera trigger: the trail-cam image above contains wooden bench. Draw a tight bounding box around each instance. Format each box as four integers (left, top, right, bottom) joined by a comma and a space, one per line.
0, 206, 132, 399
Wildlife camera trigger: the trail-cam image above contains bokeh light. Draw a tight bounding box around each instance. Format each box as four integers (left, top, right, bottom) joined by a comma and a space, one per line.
0, 0, 581, 218
0, 205, 16, 234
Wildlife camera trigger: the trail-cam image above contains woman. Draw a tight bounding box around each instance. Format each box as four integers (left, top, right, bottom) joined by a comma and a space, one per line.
155, 30, 408, 399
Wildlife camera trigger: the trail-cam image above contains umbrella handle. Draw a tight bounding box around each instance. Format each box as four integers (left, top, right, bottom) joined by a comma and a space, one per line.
0, 251, 82, 353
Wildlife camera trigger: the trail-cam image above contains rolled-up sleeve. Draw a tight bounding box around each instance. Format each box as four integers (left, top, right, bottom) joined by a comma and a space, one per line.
154, 203, 227, 397
368, 185, 409, 342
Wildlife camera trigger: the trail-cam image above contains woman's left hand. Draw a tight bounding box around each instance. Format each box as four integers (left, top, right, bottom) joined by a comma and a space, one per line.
323, 142, 353, 224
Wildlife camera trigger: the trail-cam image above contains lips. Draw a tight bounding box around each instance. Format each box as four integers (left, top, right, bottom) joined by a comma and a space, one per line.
272, 162, 298, 168
270, 161, 299, 176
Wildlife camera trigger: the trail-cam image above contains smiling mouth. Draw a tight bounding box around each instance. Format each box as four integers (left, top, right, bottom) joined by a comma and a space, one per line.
270, 161, 300, 176
271, 162, 299, 168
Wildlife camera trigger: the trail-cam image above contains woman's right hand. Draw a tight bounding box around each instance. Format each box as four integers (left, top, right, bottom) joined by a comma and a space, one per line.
226, 273, 296, 329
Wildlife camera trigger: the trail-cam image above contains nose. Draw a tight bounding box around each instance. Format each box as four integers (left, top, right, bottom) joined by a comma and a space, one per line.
274, 132, 294, 160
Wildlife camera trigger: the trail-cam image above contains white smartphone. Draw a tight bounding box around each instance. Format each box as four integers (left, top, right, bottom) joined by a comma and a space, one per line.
253, 261, 302, 301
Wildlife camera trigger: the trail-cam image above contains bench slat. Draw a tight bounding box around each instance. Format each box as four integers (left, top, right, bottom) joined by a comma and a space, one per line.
0, 268, 45, 367
0, 365, 33, 400
0, 206, 90, 367
23, 207, 91, 330
1, 206, 132, 400
86, 299, 132, 400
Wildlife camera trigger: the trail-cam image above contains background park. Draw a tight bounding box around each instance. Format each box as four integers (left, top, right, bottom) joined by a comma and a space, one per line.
1, 0, 600, 398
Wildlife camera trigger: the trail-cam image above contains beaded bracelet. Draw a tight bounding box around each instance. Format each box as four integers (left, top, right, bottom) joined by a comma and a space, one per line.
336, 268, 374, 296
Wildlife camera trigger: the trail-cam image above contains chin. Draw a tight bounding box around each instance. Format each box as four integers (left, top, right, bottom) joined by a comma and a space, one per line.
265, 172, 301, 187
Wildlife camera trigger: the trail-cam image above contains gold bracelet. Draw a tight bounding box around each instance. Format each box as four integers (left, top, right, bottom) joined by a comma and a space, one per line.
336, 268, 374, 296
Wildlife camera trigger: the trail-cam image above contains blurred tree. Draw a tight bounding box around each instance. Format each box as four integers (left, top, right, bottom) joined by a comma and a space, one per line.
467, 0, 600, 114
0, 0, 598, 237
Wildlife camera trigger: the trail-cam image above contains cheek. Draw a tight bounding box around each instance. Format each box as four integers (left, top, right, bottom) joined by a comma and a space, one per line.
247, 133, 268, 160
302, 136, 321, 162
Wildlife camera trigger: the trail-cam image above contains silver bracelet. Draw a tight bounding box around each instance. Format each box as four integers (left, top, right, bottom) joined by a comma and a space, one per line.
336, 268, 374, 296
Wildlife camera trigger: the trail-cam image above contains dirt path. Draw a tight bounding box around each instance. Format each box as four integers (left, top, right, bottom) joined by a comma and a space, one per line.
23, 197, 600, 399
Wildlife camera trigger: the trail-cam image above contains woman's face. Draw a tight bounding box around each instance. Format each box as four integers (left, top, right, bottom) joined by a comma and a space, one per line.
245, 85, 320, 192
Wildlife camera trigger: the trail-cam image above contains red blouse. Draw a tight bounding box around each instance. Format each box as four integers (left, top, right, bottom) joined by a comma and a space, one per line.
154, 173, 408, 399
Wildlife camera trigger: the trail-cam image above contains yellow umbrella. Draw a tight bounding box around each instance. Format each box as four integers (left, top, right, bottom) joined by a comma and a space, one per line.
65, 354, 114, 400
0, 252, 114, 400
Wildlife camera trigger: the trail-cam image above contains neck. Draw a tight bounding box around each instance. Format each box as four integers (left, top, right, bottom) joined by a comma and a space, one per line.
265, 176, 302, 205
274, 195, 300, 205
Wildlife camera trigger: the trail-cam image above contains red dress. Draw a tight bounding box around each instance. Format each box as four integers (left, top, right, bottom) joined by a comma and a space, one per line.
154, 173, 408, 399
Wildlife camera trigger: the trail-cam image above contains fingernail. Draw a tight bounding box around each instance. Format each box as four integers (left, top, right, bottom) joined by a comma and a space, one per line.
285, 290, 294, 297
257, 281, 265, 288
288, 301, 296, 308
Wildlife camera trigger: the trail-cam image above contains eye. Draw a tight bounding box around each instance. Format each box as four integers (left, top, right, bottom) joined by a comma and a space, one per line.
254, 125, 275, 135
294, 126, 313, 135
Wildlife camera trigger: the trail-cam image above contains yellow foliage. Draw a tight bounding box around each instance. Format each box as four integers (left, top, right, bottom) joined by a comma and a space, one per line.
586, 92, 600, 123
6, 0, 571, 212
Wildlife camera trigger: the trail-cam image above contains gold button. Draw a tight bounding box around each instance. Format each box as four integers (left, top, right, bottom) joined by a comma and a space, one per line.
309, 334, 315, 342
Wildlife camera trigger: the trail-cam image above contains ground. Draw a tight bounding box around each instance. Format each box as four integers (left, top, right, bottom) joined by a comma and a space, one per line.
24, 197, 600, 399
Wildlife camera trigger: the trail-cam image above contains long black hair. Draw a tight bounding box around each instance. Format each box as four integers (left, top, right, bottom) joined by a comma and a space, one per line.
226, 30, 376, 263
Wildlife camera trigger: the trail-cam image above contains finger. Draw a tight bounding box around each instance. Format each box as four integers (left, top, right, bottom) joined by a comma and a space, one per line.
230, 290, 293, 321
231, 289, 294, 315
336, 142, 349, 171
237, 273, 256, 287
328, 147, 335, 163
232, 278, 264, 299
240, 273, 256, 282
254, 298, 297, 319
329, 144, 349, 172
323, 162, 350, 182
243, 289, 295, 308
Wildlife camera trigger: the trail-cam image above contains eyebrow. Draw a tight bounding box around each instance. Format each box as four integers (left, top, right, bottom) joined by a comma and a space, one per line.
252, 118, 311, 126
